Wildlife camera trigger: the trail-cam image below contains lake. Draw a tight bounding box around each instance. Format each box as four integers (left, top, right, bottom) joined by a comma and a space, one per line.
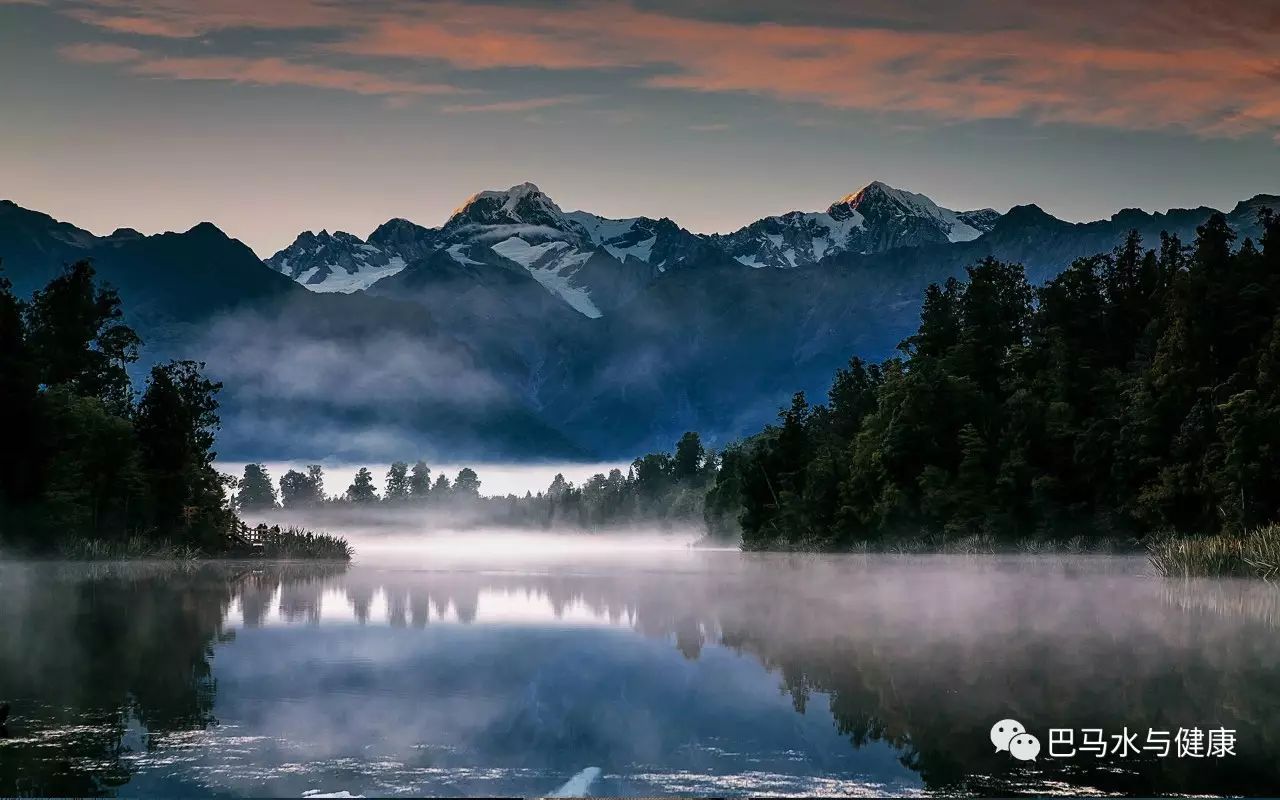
2, 537, 1279, 796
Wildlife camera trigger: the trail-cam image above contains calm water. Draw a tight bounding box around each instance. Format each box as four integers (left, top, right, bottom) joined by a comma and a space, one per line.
2, 541, 1279, 797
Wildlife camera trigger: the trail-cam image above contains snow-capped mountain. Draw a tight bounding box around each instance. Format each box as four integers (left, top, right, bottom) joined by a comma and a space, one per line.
266, 183, 686, 312
266, 180, 1001, 309
563, 211, 717, 271
716, 181, 1001, 269
435, 182, 705, 317
367, 218, 440, 263
266, 228, 419, 293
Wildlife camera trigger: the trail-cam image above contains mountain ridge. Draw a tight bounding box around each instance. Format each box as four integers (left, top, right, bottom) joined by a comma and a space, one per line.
2, 187, 1274, 461
263, 180, 1004, 299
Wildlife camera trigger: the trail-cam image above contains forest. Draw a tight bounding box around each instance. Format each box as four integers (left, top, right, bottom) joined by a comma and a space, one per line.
0, 260, 347, 558
708, 210, 1280, 550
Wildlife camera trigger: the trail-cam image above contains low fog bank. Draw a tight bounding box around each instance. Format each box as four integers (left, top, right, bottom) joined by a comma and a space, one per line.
223, 454, 731, 548
238, 506, 709, 566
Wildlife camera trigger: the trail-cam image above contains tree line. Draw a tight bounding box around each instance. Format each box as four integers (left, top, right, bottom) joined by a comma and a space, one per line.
706, 210, 1280, 549
234, 461, 480, 509
0, 261, 233, 552
234, 431, 718, 529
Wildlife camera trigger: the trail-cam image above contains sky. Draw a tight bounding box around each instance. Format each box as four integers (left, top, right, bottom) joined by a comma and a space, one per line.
2, 0, 1278, 257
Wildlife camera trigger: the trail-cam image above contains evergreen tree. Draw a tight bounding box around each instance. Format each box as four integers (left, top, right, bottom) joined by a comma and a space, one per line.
307, 465, 326, 501
279, 469, 323, 508
133, 360, 229, 549
346, 467, 379, 503
825, 357, 883, 442
547, 473, 570, 499
408, 460, 432, 500
431, 473, 451, 498
385, 461, 410, 502
236, 464, 277, 511
22, 260, 140, 414
905, 277, 962, 359
632, 453, 674, 501
453, 467, 481, 498
673, 432, 705, 480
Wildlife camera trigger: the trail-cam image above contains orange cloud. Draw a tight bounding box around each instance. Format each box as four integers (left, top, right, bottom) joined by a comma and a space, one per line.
128, 56, 465, 97
441, 95, 592, 113
58, 42, 143, 63
69, 10, 203, 37
339, 14, 628, 70
64, 0, 364, 37
50, 0, 1280, 138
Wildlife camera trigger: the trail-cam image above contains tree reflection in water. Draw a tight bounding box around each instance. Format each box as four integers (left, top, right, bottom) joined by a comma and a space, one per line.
3, 555, 1279, 797
0, 562, 347, 796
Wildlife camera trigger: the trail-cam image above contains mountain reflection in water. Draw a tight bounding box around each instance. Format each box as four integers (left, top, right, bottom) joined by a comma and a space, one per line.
2, 550, 1279, 797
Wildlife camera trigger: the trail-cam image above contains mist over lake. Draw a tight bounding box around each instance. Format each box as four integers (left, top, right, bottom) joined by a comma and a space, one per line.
3, 538, 1278, 797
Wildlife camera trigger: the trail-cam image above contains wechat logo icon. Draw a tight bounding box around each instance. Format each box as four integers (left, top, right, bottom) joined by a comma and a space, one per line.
991, 719, 1041, 762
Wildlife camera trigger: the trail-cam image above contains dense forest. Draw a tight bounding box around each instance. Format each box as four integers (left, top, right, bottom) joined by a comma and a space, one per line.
707, 210, 1280, 549
234, 431, 718, 530
0, 261, 237, 554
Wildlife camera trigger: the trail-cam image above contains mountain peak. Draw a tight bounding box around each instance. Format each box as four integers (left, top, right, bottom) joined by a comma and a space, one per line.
448, 179, 573, 232
989, 203, 1065, 234
1231, 194, 1280, 217
829, 181, 944, 216
186, 221, 229, 239
838, 180, 893, 203
455, 180, 543, 207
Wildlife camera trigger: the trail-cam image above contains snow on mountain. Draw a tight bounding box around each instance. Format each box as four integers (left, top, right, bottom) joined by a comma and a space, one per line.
956, 208, 1003, 233
446, 181, 577, 232
563, 212, 711, 271
268, 180, 1003, 310
267, 229, 415, 293
490, 236, 601, 318
717, 181, 1001, 269
439, 183, 674, 316
445, 242, 484, 266
564, 211, 654, 261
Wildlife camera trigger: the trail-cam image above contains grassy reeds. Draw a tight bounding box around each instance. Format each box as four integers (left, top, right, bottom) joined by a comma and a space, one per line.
57, 537, 202, 561
1147, 525, 1280, 579
250, 525, 355, 561
56, 526, 354, 562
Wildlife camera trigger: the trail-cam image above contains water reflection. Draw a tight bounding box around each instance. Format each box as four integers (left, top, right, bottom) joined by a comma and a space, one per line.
0, 562, 342, 795
2, 554, 1279, 796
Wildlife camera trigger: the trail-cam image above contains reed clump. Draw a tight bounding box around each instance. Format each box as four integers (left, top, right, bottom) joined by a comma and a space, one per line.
57, 537, 202, 561
250, 525, 355, 561
1147, 525, 1280, 579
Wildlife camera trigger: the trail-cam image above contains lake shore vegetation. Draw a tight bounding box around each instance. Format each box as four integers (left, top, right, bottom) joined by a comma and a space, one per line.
0, 261, 351, 561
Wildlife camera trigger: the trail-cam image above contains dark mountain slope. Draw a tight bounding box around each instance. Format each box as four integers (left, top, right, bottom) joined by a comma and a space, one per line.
0, 201, 589, 461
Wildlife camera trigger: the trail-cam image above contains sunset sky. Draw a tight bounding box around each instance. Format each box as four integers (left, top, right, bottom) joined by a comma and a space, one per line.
3, 0, 1278, 256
